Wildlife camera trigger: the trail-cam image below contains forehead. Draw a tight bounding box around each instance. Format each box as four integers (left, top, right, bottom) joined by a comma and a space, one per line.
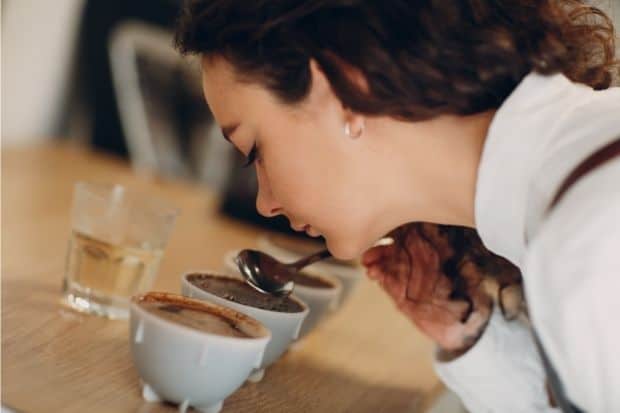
201, 55, 237, 96
201, 56, 275, 121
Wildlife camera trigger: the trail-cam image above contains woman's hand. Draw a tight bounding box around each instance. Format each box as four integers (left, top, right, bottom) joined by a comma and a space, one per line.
363, 223, 493, 355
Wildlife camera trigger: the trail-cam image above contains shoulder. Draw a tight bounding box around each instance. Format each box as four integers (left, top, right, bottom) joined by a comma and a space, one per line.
526, 158, 620, 287
524, 151, 620, 317
523, 159, 620, 410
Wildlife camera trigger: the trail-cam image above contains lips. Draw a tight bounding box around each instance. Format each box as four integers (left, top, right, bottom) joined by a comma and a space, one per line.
291, 222, 319, 237
291, 223, 309, 232
305, 225, 321, 237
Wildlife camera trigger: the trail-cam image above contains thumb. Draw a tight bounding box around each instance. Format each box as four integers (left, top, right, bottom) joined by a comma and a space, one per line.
362, 245, 390, 267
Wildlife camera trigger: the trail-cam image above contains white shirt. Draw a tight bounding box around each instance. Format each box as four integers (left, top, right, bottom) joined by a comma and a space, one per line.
434, 72, 620, 412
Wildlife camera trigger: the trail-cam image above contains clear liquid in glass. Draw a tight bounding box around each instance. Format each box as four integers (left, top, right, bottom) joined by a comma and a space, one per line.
62, 230, 163, 319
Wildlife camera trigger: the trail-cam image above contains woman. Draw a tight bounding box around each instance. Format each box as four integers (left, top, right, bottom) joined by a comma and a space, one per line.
174, 1, 620, 411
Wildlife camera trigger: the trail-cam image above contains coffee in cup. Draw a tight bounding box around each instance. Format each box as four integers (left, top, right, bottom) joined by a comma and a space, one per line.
186, 273, 304, 313
136, 293, 255, 338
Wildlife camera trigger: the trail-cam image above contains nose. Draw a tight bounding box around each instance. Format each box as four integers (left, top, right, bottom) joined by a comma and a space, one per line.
255, 166, 282, 218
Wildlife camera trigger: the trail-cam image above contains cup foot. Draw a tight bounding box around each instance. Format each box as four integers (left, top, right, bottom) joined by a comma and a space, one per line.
141, 383, 162, 402
142, 383, 223, 413
194, 401, 223, 413
247, 368, 265, 383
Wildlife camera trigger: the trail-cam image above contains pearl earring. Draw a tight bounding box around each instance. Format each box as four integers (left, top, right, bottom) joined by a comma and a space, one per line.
344, 120, 364, 139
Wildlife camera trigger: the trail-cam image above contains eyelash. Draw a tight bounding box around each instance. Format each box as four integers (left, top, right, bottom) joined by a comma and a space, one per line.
241, 143, 258, 168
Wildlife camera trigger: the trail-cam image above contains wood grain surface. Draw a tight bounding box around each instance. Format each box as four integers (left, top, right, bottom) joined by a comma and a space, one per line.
1, 145, 443, 413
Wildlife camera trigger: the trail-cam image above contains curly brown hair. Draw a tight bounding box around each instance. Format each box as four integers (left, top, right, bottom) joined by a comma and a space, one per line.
175, 0, 618, 122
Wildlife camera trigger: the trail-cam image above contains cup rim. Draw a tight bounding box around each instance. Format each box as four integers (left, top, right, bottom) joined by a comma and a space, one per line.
74, 181, 180, 218
182, 271, 309, 318
292, 271, 342, 296
131, 291, 272, 343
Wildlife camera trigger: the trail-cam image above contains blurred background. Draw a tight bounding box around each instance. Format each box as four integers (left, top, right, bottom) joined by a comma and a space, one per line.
2, 0, 619, 232
1, 0, 308, 236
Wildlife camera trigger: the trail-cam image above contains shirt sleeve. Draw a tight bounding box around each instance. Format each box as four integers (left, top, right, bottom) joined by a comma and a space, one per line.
522, 177, 620, 412
433, 306, 560, 413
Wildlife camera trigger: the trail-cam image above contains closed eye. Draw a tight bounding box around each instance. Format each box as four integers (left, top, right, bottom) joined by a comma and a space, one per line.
242, 143, 258, 168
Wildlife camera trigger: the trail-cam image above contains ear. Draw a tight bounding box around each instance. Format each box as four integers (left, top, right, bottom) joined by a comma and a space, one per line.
307, 59, 336, 105
308, 55, 370, 98
308, 58, 367, 139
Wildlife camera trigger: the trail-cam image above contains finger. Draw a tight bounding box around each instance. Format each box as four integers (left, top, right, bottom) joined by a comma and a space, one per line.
405, 237, 439, 299
399, 298, 469, 326
380, 259, 411, 286
381, 271, 408, 305
431, 272, 454, 299
365, 265, 383, 280
362, 245, 391, 267
419, 223, 453, 260
469, 288, 493, 313
459, 260, 485, 292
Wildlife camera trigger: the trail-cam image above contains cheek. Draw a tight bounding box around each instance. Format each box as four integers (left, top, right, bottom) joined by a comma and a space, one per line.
263, 132, 344, 212
319, 158, 386, 258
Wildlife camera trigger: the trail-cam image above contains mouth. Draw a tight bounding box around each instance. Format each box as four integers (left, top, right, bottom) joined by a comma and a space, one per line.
304, 225, 321, 237
291, 224, 319, 237
290, 220, 309, 230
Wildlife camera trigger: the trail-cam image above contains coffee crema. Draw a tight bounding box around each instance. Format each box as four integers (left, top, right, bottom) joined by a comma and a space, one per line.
136, 293, 255, 338
187, 274, 304, 313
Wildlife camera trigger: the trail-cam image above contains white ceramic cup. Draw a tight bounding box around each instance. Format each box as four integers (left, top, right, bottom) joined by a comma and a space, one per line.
223, 250, 342, 339
256, 234, 364, 306
129, 292, 270, 413
181, 272, 308, 382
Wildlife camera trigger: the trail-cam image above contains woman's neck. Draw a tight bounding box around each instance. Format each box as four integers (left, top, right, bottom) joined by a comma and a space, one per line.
378, 110, 495, 229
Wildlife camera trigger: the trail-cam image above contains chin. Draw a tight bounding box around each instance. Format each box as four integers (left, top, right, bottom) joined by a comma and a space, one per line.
323, 232, 369, 261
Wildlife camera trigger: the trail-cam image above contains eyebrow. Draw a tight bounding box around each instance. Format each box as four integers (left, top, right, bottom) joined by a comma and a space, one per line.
221, 124, 239, 142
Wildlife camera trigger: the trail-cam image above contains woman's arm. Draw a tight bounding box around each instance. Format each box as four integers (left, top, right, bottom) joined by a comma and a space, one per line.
434, 306, 558, 412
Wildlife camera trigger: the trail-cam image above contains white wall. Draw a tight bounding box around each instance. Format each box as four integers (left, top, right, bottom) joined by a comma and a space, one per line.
1, 0, 84, 145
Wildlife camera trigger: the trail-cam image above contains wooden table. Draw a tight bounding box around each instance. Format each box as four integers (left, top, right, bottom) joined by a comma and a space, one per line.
1, 145, 443, 413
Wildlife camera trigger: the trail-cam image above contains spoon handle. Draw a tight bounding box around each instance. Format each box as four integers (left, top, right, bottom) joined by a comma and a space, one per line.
290, 249, 332, 272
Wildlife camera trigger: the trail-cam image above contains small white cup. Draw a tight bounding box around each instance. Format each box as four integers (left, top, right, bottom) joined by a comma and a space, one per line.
181, 272, 308, 382
129, 292, 270, 413
257, 234, 364, 306
223, 250, 342, 340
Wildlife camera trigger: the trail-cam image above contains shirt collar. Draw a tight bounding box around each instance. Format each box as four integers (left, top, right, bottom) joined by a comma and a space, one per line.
473, 72, 579, 266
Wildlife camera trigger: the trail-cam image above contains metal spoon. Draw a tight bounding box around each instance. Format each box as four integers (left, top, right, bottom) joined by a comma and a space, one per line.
235, 248, 332, 296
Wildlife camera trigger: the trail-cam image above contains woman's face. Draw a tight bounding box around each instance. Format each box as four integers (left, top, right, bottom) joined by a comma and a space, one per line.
201, 56, 397, 259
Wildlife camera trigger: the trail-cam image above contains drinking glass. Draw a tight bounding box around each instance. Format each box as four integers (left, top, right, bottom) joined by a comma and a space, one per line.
62, 182, 179, 319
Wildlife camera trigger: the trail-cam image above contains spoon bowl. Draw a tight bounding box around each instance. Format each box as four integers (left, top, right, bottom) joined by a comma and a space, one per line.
235, 248, 332, 296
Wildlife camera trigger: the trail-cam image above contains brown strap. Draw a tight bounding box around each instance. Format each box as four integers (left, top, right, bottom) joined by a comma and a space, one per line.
549, 137, 620, 211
